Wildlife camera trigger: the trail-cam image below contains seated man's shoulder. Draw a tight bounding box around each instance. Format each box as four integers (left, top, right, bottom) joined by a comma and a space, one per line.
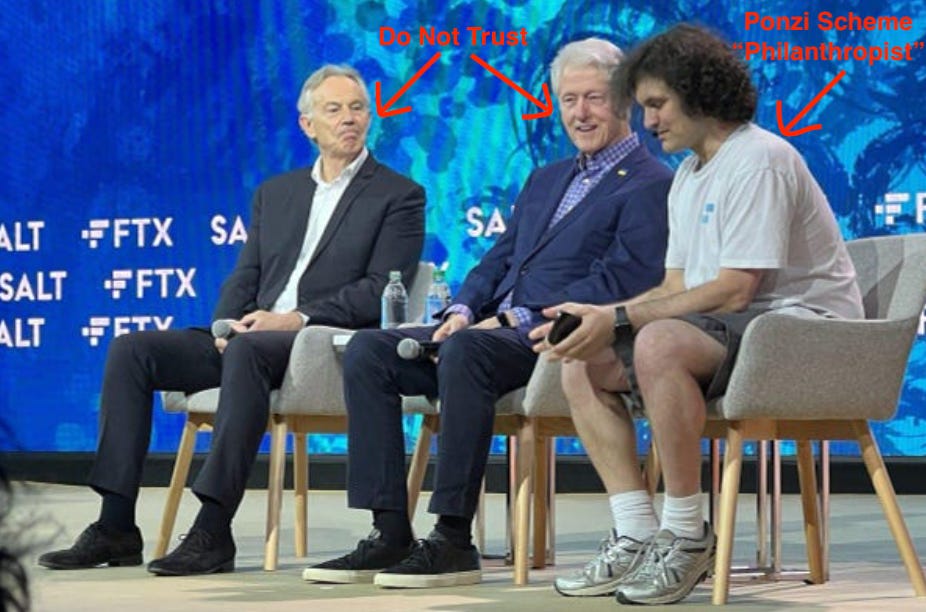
633, 152, 675, 184
368, 160, 425, 192
728, 126, 803, 171
258, 167, 313, 193
533, 156, 575, 180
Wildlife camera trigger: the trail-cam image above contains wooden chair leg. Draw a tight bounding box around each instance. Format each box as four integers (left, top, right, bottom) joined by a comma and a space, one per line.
263, 415, 287, 571
514, 418, 534, 585
532, 436, 549, 569
546, 438, 557, 566
475, 477, 486, 553
156, 416, 199, 557
852, 420, 926, 596
796, 440, 824, 584
643, 440, 661, 496
712, 422, 743, 606
407, 414, 437, 522
293, 430, 307, 558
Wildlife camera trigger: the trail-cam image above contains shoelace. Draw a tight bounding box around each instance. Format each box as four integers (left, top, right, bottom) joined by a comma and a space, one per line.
341, 532, 380, 563
583, 532, 619, 574
626, 538, 681, 585
620, 538, 661, 583
396, 538, 435, 568
175, 529, 213, 555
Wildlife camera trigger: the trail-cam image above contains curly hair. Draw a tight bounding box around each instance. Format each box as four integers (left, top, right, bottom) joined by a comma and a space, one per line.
616, 23, 757, 123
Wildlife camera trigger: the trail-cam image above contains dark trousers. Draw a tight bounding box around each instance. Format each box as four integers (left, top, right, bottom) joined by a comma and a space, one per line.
343, 326, 536, 520
87, 328, 298, 514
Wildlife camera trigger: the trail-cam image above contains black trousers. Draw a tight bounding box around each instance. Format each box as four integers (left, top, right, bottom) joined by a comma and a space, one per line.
343, 325, 537, 520
87, 328, 298, 514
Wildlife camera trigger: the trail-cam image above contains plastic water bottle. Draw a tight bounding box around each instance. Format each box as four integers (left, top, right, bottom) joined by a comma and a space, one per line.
381, 270, 408, 329
425, 267, 452, 323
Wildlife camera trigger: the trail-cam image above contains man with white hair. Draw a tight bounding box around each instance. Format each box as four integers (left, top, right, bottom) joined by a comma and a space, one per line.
39, 64, 425, 576
303, 38, 672, 589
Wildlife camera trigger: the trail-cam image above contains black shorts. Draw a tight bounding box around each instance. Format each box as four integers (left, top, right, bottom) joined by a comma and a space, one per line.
615, 308, 770, 405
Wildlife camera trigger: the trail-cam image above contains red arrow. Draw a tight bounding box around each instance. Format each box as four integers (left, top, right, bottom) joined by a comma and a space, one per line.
776, 70, 846, 137
469, 54, 553, 120
375, 52, 442, 118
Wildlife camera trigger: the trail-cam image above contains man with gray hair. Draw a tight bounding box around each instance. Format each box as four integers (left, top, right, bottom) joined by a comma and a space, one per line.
38, 65, 425, 576
302, 38, 671, 589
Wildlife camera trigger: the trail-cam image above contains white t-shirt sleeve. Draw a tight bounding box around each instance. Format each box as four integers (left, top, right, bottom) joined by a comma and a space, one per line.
718, 168, 793, 269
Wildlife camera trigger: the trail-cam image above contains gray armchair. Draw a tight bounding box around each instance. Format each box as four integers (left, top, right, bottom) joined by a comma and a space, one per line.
159, 262, 433, 570
513, 234, 926, 605
709, 234, 926, 604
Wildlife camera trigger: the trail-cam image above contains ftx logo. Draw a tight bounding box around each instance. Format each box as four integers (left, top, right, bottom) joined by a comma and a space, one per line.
82, 316, 173, 347
81, 217, 174, 249
104, 268, 196, 299
874, 192, 926, 227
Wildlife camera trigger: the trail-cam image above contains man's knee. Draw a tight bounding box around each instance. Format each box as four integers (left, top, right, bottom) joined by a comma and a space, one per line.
561, 359, 590, 401
105, 330, 159, 367
633, 320, 685, 380
436, 329, 485, 370
221, 332, 262, 364
343, 329, 397, 375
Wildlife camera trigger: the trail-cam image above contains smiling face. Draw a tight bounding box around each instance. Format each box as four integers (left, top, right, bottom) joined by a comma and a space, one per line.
557, 66, 628, 155
634, 76, 708, 157
299, 75, 370, 164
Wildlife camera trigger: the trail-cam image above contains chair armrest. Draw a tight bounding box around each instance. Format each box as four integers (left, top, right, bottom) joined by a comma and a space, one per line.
277, 325, 355, 415
721, 311, 919, 421
522, 355, 570, 417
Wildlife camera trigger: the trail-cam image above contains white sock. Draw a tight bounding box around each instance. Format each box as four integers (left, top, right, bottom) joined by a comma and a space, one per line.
659, 492, 704, 540
608, 490, 658, 542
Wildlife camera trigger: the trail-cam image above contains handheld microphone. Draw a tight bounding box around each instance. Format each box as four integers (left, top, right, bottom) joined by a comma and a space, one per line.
396, 338, 441, 361
211, 319, 239, 340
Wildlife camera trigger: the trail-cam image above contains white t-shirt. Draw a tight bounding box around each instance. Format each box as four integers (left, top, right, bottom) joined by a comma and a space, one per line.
665, 123, 863, 319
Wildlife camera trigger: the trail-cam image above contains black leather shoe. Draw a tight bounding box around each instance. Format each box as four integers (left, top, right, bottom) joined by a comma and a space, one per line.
147, 528, 236, 576
38, 522, 143, 570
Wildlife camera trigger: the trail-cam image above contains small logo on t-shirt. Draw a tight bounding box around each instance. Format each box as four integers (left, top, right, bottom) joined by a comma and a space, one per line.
700, 203, 716, 224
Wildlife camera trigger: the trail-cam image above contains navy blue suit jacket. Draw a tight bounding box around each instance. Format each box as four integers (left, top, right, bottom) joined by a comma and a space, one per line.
452, 144, 672, 341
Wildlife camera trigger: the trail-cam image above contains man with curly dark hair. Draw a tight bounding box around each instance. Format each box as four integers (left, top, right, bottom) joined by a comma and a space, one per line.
531, 24, 863, 605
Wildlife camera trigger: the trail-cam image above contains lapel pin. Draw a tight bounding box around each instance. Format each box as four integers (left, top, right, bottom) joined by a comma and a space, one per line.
617, 169, 627, 177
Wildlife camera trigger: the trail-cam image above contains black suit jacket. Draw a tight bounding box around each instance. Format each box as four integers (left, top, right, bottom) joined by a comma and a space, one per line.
213, 154, 425, 328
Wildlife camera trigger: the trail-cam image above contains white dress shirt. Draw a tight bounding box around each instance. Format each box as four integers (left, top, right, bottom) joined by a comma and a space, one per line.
272, 147, 369, 321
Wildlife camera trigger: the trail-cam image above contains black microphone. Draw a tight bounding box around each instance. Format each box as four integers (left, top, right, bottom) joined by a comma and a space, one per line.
211, 319, 239, 340
396, 338, 441, 361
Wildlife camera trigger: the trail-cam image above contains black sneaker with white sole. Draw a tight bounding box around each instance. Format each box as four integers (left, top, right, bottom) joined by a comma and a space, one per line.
373, 530, 481, 588
302, 529, 413, 584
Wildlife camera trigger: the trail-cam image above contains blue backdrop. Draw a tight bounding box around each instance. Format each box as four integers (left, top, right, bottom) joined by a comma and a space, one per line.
1, 0, 924, 458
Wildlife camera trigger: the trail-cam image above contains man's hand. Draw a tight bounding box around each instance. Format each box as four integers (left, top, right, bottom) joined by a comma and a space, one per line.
214, 319, 250, 354
214, 310, 303, 354
432, 313, 469, 341
529, 302, 617, 361
240, 310, 304, 332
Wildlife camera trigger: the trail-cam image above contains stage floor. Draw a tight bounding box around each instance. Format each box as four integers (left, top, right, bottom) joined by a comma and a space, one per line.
15, 483, 926, 610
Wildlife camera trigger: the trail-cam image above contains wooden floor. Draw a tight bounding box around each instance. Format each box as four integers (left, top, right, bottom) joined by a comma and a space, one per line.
15, 483, 926, 611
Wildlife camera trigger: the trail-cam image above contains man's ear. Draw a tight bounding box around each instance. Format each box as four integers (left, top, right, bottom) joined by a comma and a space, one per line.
299, 114, 315, 140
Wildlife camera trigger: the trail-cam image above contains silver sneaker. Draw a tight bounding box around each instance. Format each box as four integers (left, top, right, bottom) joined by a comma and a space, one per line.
554, 530, 646, 597
615, 523, 715, 605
